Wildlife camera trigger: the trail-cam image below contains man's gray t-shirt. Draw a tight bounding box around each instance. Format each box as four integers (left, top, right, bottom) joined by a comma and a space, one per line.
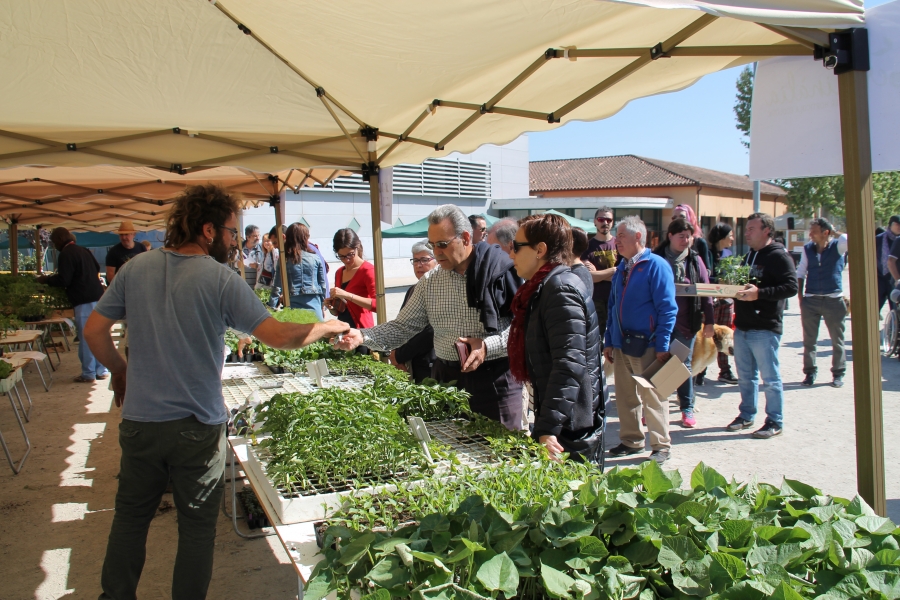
95, 249, 271, 425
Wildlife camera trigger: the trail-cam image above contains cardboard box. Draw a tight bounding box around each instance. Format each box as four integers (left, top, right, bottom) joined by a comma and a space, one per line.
631, 339, 692, 399
675, 283, 746, 298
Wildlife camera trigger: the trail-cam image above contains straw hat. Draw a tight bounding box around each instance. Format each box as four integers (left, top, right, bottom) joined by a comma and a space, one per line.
117, 220, 136, 234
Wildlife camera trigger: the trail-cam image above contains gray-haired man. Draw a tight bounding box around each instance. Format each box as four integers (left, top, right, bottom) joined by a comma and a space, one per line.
487, 218, 518, 253
337, 204, 523, 429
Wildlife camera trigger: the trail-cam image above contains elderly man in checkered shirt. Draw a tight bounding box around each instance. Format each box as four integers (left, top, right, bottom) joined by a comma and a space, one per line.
336, 204, 524, 430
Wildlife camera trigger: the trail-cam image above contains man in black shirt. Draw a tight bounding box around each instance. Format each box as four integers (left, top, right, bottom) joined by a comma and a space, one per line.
105, 220, 146, 284
38, 227, 107, 382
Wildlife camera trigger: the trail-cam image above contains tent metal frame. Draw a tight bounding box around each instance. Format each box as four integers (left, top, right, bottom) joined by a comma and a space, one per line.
0, 7, 885, 514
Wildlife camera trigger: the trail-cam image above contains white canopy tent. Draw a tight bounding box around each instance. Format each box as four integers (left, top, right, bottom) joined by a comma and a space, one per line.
0, 0, 885, 512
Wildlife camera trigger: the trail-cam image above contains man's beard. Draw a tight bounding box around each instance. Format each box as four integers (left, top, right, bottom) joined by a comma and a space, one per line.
209, 232, 235, 264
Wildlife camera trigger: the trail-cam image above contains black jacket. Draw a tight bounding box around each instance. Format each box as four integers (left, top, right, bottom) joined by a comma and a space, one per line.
394, 283, 436, 383
524, 266, 604, 460
465, 242, 520, 334
735, 242, 798, 334
46, 242, 104, 307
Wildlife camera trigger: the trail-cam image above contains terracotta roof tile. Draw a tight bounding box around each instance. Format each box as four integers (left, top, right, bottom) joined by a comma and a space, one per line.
529, 155, 784, 196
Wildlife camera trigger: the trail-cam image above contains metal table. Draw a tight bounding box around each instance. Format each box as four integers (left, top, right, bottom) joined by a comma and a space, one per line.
0, 361, 33, 474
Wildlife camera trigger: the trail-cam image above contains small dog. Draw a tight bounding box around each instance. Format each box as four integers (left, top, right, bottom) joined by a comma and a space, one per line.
691, 324, 735, 375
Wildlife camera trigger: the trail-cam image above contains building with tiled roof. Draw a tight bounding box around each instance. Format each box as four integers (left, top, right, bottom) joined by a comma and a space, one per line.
491, 155, 788, 253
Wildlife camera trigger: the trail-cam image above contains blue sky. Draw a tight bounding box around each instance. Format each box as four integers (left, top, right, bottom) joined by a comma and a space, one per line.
529, 0, 889, 176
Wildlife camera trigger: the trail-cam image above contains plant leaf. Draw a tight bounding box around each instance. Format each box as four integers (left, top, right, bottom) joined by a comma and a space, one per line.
541, 563, 576, 599
770, 581, 805, 600
658, 535, 704, 570
476, 551, 520, 598
366, 555, 409, 589
691, 462, 727, 492
641, 459, 674, 498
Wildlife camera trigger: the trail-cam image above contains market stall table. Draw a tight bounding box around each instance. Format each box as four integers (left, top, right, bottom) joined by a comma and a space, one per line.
1, 330, 55, 386
230, 436, 319, 600
24, 316, 75, 353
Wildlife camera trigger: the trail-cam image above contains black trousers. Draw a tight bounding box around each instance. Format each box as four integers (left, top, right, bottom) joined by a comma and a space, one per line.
432, 357, 523, 430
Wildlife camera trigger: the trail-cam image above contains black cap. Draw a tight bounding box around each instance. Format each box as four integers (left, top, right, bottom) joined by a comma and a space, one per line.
891, 216, 900, 226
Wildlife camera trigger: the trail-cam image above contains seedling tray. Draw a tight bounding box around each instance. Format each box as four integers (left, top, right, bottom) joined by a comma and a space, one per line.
221, 374, 372, 411
242, 419, 499, 524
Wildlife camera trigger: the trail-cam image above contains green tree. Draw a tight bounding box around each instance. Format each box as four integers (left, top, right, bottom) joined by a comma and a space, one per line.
733, 65, 900, 223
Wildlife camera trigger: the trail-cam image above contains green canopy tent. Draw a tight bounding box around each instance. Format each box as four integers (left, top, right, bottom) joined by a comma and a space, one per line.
543, 210, 597, 234
382, 213, 498, 239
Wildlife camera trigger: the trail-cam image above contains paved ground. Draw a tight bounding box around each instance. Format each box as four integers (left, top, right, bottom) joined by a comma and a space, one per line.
1, 272, 898, 599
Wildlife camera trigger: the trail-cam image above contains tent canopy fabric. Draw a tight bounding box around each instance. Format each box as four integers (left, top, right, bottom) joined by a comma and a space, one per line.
0, 165, 346, 231
0, 0, 862, 176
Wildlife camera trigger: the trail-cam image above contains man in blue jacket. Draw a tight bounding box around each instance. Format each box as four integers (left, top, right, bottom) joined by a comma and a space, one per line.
603, 216, 678, 464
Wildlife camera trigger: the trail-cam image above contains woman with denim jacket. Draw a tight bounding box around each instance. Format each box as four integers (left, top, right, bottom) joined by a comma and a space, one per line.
273, 223, 327, 319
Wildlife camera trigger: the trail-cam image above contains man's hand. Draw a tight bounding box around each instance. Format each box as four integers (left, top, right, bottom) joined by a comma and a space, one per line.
539, 435, 565, 463
333, 328, 363, 351
735, 284, 759, 302
702, 324, 715, 339
460, 337, 486, 373
389, 349, 408, 372
236, 335, 252, 358
111, 371, 127, 408
656, 351, 671, 363
603, 346, 615, 364
35, 275, 49, 284
584, 261, 597, 272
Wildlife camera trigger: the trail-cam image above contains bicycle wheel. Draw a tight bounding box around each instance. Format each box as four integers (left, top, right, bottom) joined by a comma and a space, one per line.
882, 309, 899, 356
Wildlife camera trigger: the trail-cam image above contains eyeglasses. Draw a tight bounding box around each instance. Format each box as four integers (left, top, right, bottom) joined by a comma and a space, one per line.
426, 235, 460, 250
595, 217, 613, 224
478, 227, 486, 233
410, 257, 435, 265
217, 225, 238, 237
511, 240, 533, 253
335, 250, 357, 260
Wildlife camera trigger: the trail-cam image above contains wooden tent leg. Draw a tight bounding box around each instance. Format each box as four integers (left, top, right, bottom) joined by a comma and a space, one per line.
368, 173, 386, 325
34, 226, 43, 275
9, 222, 18, 276
273, 198, 290, 309
838, 68, 885, 515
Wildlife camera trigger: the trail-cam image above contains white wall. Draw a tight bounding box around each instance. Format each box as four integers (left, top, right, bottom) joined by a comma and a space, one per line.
241, 135, 530, 284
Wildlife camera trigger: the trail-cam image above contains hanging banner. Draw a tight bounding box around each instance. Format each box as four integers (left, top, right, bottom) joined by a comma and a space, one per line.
749, 0, 900, 181
379, 167, 393, 225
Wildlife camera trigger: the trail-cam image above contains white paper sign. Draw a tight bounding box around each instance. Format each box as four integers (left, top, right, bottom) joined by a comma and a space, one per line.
749, 0, 900, 180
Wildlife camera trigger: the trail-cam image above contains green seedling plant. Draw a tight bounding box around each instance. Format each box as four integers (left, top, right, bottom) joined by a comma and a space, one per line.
255, 287, 272, 306
716, 255, 753, 286
307, 461, 900, 600
254, 389, 430, 493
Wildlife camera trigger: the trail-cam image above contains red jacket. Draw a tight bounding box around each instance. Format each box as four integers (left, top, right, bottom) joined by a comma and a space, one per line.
335, 261, 376, 328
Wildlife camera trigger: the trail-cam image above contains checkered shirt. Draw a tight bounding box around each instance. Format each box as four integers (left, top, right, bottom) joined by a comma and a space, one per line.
622, 248, 649, 281
360, 267, 510, 362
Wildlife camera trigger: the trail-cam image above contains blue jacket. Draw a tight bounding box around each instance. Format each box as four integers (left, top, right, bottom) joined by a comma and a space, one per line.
604, 249, 678, 353
274, 251, 327, 298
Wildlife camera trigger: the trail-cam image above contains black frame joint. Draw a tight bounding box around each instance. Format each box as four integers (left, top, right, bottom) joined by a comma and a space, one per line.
316, 87, 325, 97
545, 48, 558, 60
172, 127, 181, 134
547, 113, 559, 124
269, 146, 279, 154
650, 43, 665, 60
815, 28, 869, 75
361, 126, 379, 142
361, 161, 379, 182
268, 194, 280, 206
237, 24, 251, 35
66, 143, 77, 151
432, 99, 442, 107
170, 163, 184, 174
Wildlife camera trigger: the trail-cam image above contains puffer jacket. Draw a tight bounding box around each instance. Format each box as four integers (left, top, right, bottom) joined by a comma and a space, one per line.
524, 265, 604, 461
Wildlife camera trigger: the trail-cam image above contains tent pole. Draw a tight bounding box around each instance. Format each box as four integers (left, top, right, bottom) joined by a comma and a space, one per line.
838, 68, 885, 515
273, 197, 290, 309
236, 230, 246, 281
9, 220, 18, 275
34, 226, 42, 275
368, 172, 386, 324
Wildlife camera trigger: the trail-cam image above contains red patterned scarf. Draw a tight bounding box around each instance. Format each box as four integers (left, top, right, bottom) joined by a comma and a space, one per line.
507, 262, 558, 383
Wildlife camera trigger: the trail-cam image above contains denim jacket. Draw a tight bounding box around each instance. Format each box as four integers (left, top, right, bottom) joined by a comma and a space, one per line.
274, 251, 326, 297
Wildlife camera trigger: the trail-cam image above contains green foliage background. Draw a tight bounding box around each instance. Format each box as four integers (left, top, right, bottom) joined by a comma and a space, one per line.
734, 66, 900, 223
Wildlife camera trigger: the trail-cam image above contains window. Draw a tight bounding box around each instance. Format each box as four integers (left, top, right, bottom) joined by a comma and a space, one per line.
700, 216, 715, 237
312, 158, 492, 198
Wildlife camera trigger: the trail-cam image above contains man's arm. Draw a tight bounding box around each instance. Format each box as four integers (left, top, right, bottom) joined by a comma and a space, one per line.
890, 257, 900, 281
105, 266, 117, 283
84, 311, 129, 406
649, 261, 678, 354
590, 267, 615, 283
44, 250, 75, 288
757, 252, 799, 301
345, 279, 431, 352
252, 317, 348, 350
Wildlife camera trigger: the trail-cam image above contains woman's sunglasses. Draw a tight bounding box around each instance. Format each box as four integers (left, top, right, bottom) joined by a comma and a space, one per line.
511, 240, 533, 253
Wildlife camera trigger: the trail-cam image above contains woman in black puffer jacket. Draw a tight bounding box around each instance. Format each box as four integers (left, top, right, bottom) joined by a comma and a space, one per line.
507, 213, 604, 465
